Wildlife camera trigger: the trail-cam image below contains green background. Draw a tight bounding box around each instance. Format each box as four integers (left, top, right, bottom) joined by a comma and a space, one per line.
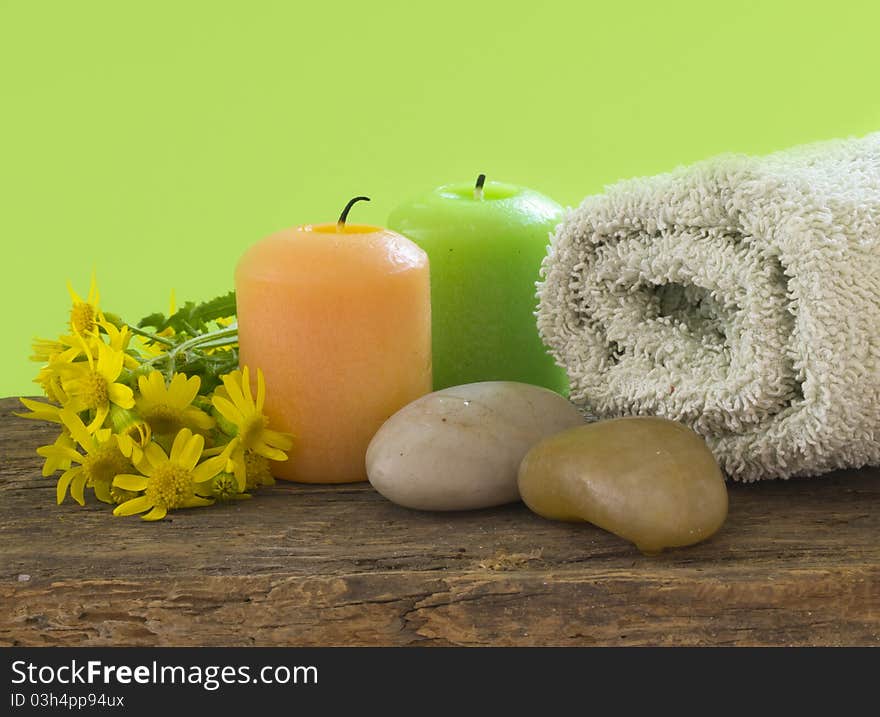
2, 0, 878, 396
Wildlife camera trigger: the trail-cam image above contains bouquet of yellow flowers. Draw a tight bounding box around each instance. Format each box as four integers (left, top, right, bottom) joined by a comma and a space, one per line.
17, 276, 293, 521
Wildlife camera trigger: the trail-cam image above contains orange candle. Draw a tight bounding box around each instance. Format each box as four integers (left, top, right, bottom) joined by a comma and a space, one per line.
235, 197, 432, 483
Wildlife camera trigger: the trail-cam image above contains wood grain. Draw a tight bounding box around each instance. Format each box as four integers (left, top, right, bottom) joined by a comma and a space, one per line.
1, 396, 878, 646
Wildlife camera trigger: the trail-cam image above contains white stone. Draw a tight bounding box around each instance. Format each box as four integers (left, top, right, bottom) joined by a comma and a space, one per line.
366, 381, 585, 511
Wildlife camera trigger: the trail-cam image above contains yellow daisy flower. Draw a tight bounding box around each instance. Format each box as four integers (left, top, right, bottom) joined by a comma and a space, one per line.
32, 349, 77, 403
112, 428, 230, 521
212, 367, 292, 459
135, 370, 215, 435
38, 409, 133, 505
211, 367, 292, 489
57, 337, 135, 432
68, 274, 103, 336
35, 430, 77, 477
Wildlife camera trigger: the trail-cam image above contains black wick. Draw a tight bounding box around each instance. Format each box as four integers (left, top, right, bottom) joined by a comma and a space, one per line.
338, 196, 371, 229
474, 173, 486, 200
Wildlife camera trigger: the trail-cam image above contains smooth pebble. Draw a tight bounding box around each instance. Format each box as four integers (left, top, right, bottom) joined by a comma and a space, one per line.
367, 381, 585, 510
517, 417, 728, 553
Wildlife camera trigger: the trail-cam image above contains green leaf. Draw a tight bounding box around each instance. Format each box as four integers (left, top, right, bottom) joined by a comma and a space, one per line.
189, 291, 237, 326
137, 312, 168, 331
137, 291, 236, 335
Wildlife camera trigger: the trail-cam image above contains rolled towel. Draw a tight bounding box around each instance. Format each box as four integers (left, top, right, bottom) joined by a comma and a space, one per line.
537, 133, 880, 481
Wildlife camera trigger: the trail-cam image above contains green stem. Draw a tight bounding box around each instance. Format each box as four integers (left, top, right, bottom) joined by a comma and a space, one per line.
141, 325, 239, 372
173, 326, 238, 354
128, 325, 176, 347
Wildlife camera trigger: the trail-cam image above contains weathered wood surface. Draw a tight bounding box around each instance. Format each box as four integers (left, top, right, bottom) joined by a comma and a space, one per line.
1, 396, 878, 647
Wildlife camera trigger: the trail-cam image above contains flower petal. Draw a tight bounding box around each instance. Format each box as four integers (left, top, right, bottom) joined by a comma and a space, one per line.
138, 371, 164, 403
231, 456, 246, 492
58, 409, 94, 451
56, 468, 78, 504
184, 406, 215, 431
263, 428, 294, 452
37, 444, 83, 464
191, 454, 227, 484
108, 382, 135, 409
221, 371, 249, 413
241, 366, 254, 405
136, 441, 168, 476
71, 473, 87, 506
171, 373, 200, 407
98, 344, 124, 382
16, 397, 63, 423
180, 433, 204, 471
85, 404, 109, 433
116, 433, 134, 457
254, 442, 289, 462
170, 428, 194, 463
113, 474, 148, 492
181, 496, 213, 508
113, 495, 153, 516
255, 368, 266, 413
142, 506, 167, 521
93, 479, 112, 504
212, 395, 244, 426
143, 441, 168, 470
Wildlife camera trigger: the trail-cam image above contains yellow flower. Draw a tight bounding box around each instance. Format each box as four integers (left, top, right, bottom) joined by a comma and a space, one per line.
38, 410, 133, 505
212, 367, 292, 459
68, 274, 103, 336
32, 349, 77, 403
112, 428, 229, 521
57, 337, 135, 432
211, 366, 293, 491
35, 430, 77, 477
136, 370, 215, 435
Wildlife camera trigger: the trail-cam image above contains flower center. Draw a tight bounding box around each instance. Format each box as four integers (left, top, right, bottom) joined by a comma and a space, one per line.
244, 451, 273, 489
143, 405, 184, 435
212, 472, 240, 500
146, 463, 194, 510
84, 369, 109, 409
240, 414, 267, 449
82, 444, 129, 487
71, 302, 96, 334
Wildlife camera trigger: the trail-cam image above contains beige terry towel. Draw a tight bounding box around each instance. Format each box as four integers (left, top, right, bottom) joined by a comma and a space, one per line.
537, 133, 880, 481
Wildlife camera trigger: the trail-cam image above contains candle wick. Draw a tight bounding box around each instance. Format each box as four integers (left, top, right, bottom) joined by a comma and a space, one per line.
337, 196, 371, 230
474, 173, 486, 201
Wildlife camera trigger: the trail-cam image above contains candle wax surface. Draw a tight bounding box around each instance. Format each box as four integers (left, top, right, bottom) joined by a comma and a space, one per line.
235, 222, 432, 483
389, 181, 567, 394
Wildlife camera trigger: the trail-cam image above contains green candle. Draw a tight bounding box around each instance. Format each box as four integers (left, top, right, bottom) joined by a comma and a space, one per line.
389, 175, 567, 393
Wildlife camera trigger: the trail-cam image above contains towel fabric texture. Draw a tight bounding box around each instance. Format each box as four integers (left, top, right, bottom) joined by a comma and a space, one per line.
537, 133, 880, 481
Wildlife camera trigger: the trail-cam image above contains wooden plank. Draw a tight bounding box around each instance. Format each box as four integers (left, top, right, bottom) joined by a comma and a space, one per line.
1, 396, 878, 646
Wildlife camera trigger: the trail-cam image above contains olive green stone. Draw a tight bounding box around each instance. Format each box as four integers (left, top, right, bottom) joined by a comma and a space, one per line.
517, 417, 728, 553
